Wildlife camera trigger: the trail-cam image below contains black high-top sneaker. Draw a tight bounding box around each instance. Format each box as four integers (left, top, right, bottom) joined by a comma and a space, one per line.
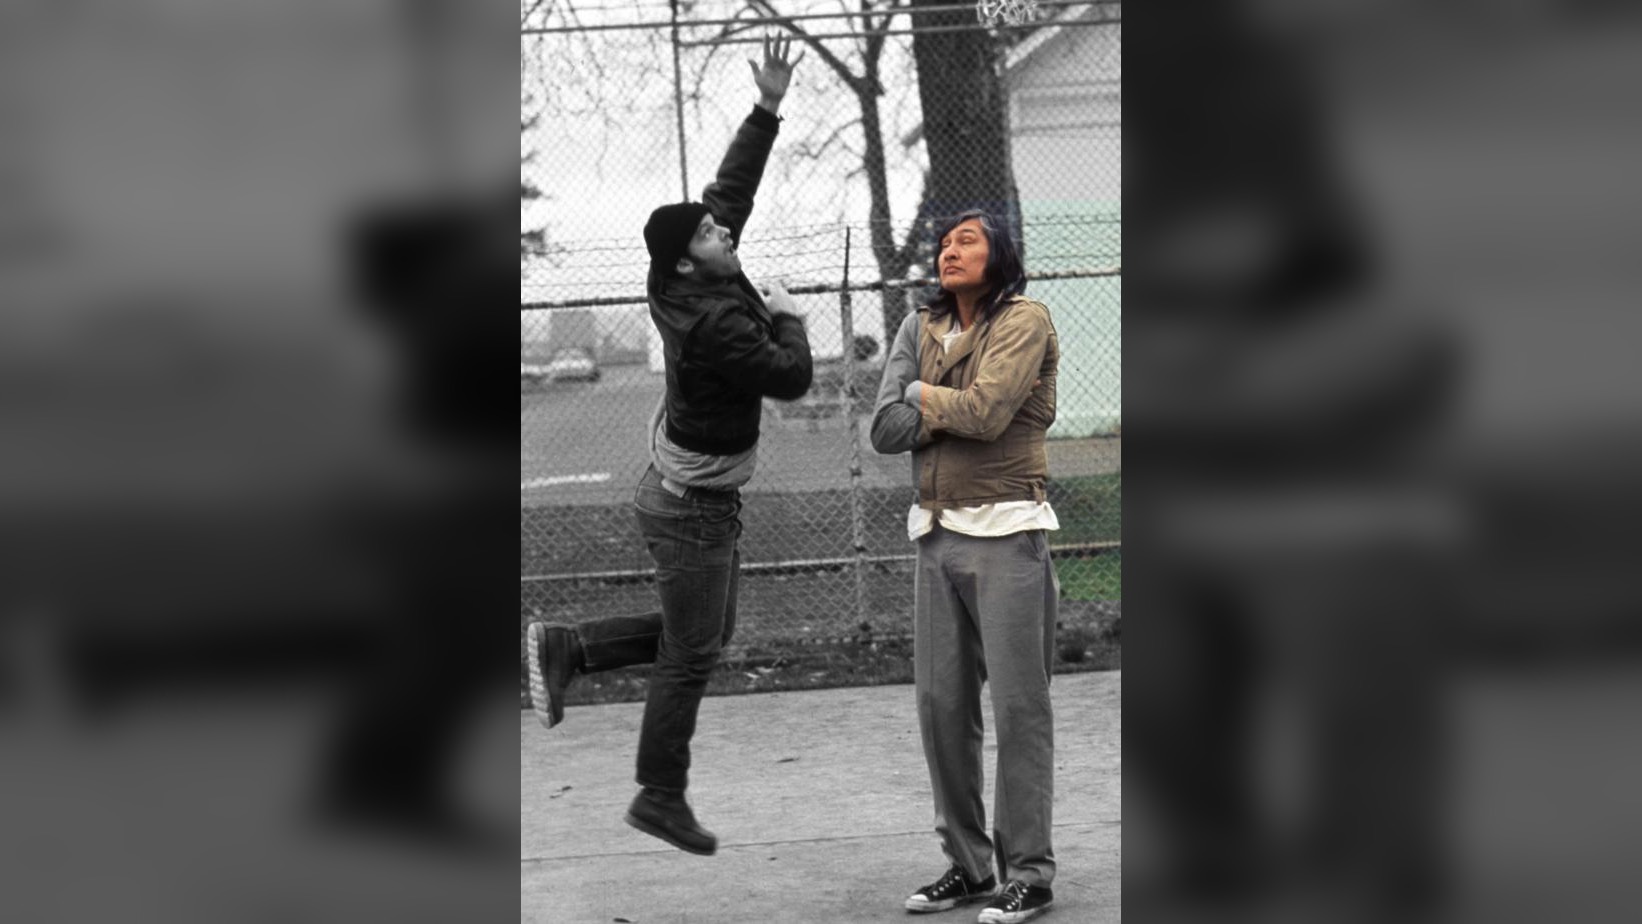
977, 879, 1054, 923
526, 622, 580, 729
904, 866, 997, 913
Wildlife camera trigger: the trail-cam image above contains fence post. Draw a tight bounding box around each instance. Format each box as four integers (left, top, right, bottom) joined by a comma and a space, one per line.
841, 227, 868, 628
669, 0, 689, 199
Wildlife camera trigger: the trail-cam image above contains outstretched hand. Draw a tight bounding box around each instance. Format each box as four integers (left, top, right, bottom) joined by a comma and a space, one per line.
749, 32, 804, 113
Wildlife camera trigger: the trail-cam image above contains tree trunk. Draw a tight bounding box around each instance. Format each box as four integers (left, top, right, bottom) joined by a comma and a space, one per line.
909, 0, 1022, 249
857, 87, 916, 346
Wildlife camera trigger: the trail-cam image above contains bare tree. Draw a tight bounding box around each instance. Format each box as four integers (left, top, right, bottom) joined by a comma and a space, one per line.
520, 111, 562, 262
908, 0, 1022, 242
733, 0, 1021, 343
735, 0, 927, 344
521, 0, 1026, 341
521, 0, 675, 177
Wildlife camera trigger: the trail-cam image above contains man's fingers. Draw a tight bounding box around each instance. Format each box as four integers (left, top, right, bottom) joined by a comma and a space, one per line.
791, 48, 805, 68
748, 59, 759, 80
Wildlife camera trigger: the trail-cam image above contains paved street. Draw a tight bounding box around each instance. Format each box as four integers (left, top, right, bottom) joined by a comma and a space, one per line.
521, 671, 1121, 924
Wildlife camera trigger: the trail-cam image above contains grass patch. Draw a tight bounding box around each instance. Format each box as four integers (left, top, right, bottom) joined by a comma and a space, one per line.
521, 470, 1122, 709
1046, 472, 1121, 546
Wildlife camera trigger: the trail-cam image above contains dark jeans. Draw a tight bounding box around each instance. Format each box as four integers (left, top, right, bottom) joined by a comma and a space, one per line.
576, 464, 742, 793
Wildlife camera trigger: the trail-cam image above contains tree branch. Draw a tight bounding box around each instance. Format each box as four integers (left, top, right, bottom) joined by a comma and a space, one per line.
745, 0, 864, 92
521, 0, 554, 29
893, 169, 932, 271
848, 0, 909, 37
790, 118, 866, 161
859, 0, 904, 66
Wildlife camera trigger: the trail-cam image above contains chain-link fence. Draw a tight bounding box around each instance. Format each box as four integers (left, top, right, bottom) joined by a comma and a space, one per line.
522, 1, 1119, 653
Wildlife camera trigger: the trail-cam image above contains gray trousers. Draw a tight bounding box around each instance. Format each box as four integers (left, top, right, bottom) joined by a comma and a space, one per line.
914, 524, 1058, 887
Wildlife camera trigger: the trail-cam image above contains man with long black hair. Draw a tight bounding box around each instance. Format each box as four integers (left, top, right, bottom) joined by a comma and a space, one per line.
872, 210, 1061, 923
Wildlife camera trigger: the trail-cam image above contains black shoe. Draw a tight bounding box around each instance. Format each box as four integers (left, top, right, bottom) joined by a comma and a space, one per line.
977, 879, 1053, 923
526, 622, 578, 729
904, 865, 997, 913
623, 788, 718, 856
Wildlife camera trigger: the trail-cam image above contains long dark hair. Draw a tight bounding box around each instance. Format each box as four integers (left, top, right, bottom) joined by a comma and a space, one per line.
926, 209, 1027, 324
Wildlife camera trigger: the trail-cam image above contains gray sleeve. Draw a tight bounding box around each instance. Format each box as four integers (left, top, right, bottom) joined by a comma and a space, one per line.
869, 311, 925, 455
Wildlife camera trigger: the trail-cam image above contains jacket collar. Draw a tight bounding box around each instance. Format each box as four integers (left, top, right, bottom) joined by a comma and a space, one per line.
925, 298, 1016, 370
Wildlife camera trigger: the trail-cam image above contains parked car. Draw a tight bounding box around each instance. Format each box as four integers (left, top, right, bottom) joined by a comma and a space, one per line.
543, 347, 600, 383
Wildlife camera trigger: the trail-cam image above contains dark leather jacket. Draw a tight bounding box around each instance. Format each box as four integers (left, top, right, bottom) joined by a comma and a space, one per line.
647, 107, 813, 456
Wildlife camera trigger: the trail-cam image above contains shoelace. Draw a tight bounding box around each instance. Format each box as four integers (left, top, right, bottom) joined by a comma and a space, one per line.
932, 868, 966, 897
996, 880, 1030, 909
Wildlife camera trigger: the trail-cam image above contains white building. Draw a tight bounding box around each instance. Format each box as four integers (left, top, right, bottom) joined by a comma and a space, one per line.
902, 8, 1121, 435
1006, 9, 1122, 436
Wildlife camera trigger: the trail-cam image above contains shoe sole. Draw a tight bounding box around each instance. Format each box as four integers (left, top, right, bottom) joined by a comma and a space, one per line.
526, 622, 561, 729
904, 892, 994, 913
624, 811, 717, 856
977, 902, 1053, 924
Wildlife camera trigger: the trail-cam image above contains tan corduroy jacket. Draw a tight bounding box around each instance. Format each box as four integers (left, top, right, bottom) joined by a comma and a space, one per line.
913, 295, 1059, 509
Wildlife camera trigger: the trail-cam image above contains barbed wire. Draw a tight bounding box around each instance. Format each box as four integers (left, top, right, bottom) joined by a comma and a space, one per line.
518, 212, 1123, 254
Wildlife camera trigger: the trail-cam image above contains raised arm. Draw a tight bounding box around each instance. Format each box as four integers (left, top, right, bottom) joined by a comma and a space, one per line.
700, 34, 803, 241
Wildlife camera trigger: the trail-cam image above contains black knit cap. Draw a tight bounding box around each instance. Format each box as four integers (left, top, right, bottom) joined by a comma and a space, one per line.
644, 202, 714, 271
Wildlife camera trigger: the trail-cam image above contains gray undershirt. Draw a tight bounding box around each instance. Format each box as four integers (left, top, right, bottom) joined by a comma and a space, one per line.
648, 398, 758, 495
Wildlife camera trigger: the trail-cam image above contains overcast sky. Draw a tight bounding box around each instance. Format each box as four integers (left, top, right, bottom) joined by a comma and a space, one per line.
522, 0, 931, 295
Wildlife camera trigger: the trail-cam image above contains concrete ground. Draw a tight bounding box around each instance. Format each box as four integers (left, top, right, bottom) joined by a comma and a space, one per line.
521, 671, 1120, 924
